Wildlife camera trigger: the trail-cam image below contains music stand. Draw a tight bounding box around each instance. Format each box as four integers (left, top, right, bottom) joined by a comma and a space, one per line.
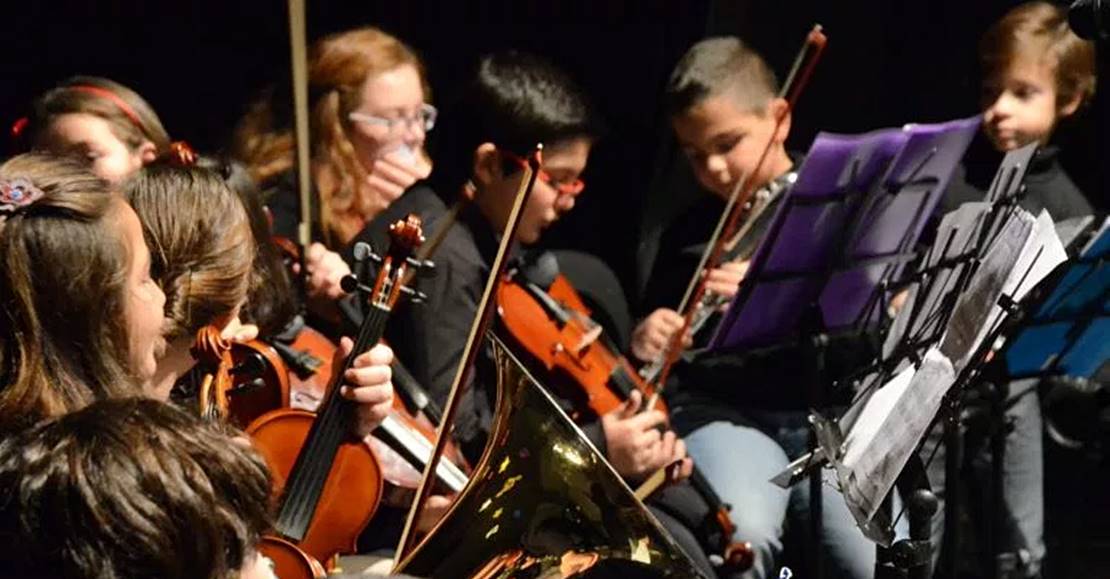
765, 141, 1067, 579
702, 116, 979, 577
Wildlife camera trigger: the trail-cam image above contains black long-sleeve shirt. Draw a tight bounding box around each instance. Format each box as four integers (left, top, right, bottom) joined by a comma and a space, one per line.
940, 138, 1094, 222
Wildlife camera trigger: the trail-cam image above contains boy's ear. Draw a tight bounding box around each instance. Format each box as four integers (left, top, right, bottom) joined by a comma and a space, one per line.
769, 97, 792, 145
1058, 90, 1083, 119
472, 142, 501, 188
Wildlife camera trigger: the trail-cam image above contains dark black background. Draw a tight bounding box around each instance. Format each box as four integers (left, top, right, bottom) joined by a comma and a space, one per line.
2, 0, 1101, 300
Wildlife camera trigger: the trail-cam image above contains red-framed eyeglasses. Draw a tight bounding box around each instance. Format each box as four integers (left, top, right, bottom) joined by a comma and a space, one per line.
500, 149, 585, 196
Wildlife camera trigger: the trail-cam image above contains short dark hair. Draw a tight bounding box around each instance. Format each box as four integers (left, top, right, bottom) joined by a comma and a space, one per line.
0, 397, 272, 579
431, 50, 603, 192
665, 36, 779, 117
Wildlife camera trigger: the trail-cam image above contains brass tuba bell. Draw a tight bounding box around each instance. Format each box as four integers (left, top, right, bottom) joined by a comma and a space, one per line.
393, 334, 706, 578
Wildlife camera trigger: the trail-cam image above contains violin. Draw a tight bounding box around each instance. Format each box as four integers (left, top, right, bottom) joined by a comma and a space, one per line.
495, 252, 754, 574
245, 215, 429, 576
496, 254, 666, 418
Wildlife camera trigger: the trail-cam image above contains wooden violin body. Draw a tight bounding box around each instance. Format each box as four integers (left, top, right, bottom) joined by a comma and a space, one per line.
494, 264, 754, 574
247, 409, 384, 567
496, 272, 666, 419
258, 535, 327, 579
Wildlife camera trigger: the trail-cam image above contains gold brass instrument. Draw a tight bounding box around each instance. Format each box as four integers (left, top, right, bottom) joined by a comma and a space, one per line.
393, 334, 705, 578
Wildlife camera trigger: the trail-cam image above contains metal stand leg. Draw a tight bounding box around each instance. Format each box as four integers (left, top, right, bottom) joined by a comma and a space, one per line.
809, 462, 824, 579
876, 489, 939, 579
942, 406, 962, 579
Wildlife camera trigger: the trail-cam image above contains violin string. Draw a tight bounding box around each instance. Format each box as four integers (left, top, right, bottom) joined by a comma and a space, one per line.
278, 303, 391, 534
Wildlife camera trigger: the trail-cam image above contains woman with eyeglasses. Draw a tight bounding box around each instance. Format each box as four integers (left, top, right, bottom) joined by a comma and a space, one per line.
233, 27, 435, 257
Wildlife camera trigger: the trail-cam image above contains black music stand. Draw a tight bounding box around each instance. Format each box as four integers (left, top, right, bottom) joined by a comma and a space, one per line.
703, 116, 979, 578
768, 141, 1064, 579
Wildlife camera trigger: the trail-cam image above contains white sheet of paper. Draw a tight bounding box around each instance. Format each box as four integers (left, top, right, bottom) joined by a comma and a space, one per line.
838, 347, 955, 532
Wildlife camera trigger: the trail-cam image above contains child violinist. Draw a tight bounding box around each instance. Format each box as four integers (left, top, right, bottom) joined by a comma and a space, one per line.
124, 156, 395, 436
355, 50, 742, 578
0, 152, 394, 439
634, 37, 897, 579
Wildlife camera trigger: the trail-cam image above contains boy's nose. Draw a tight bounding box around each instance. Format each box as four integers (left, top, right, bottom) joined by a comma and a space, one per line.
555, 193, 576, 213
986, 92, 1016, 119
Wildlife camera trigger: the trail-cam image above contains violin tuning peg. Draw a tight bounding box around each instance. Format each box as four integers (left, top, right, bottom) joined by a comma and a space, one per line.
353, 241, 383, 264
399, 285, 428, 303
406, 256, 435, 272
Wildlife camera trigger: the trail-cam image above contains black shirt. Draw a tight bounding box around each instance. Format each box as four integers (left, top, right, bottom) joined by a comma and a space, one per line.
940, 137, 1094, 222
637, 165, 877, 434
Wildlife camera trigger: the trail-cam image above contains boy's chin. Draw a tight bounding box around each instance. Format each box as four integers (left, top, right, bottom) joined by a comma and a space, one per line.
986, 131, 1035, 153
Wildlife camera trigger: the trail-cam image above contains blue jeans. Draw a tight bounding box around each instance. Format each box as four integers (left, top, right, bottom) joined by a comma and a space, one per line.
682, 411, 906, 579
924, 378, 1044, 577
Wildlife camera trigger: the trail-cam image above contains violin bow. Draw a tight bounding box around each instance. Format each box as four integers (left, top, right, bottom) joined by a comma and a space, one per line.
393, 145, 543, 564
651, 25, 828, 400
287, 0, 313, 305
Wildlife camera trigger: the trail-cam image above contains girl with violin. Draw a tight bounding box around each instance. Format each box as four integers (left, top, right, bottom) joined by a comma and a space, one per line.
636, 37, 900, 579
124, 157, 396, 437
357, 50, 735, 578
0, 150, 394, 446
17, 76, 171, 183
234, 27, 435, 305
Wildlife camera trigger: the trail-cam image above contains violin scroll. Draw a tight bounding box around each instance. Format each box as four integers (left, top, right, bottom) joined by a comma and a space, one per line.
191, 325, 234, 422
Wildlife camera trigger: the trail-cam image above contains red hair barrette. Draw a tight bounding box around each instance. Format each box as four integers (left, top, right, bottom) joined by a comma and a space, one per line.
163, 141, 198, 167
10, 117, 29, 140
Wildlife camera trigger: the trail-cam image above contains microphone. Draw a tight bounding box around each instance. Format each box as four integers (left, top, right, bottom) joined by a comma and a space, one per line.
1069, 0, 1110, 41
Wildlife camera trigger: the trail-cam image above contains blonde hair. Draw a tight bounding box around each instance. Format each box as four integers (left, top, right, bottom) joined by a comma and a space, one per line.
980, 1, 1096, 111
233, 27, 429, 247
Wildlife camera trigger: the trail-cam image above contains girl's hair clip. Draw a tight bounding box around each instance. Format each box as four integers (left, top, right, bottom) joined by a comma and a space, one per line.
10, 117, 29, 140
0, 177, 45, 217
163, 141, 198, 167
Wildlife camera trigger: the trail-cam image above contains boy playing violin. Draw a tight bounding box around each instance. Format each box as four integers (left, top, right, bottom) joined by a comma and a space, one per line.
634, 37, 900, 579
356, 50, 738, 577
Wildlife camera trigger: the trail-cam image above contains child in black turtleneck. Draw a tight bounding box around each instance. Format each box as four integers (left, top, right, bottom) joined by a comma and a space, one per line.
934, 4, 1096, 578
942, 1, 1096, 223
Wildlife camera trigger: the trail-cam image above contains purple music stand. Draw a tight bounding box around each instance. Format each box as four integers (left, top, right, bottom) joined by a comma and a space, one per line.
708, 115, 981, 353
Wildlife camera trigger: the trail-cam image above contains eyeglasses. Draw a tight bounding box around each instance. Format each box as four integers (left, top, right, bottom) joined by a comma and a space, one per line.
348, 103, 438, 132
500, 149, 585, 197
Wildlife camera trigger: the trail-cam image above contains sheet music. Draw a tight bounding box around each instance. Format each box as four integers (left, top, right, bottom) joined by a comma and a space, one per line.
940, 209, 1034, 370
835, 210, 1067, 537
838, 347, 955, 537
